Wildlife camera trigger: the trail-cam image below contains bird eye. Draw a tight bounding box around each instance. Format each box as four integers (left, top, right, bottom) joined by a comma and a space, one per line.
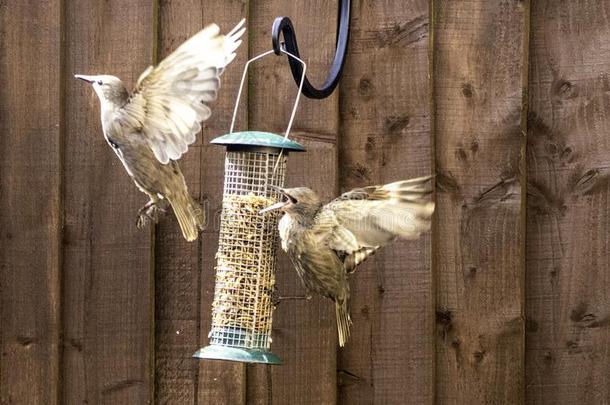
97, 80, 103, 85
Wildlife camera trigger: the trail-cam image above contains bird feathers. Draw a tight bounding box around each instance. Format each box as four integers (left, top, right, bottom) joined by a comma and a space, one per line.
335, 299, 352, 347
167, 192, 205, 242
325, 175, 434, 249
344, 246, 380, 274
276, 175, 435, 346
118, 19, 246, 164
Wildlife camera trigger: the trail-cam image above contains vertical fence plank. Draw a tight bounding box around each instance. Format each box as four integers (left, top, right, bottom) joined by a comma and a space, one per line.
195, 3, 249, 404
62, 1, 156, 403
337, 1, 434, 404
154, 2, 204, 403
153, 2, 247, 404
0, 1, 62, 404
247, 2, 339, 403
526, 1, 610, 403
434, 0, 529, 403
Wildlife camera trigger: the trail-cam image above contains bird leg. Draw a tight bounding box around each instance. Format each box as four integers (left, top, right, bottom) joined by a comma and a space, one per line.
136, 198, 169, 228
271, 288, 312, 307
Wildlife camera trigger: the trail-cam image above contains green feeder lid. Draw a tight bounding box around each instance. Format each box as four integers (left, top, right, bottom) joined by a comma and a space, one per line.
193, 345, 282, 365
211, 131, 305, 151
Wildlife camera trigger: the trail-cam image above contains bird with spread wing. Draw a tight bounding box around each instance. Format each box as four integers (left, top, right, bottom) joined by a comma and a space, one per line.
261, 175, 434, 346
75, 19, 246, 241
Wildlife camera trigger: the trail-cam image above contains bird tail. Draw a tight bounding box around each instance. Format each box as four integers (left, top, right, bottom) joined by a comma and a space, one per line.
168, 192, 205, 242
335, 299, 352, 347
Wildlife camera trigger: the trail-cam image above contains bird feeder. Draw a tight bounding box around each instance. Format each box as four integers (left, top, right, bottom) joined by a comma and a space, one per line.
193, 48, 306, 364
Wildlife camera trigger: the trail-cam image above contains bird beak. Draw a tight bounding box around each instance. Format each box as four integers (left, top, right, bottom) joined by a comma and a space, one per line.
74, 74, 95, 83
260, 186, 289, 214
259, 200, 288, 214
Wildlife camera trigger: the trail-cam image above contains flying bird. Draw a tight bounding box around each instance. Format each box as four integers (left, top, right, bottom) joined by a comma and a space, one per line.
261, 176, 434, 346
75, 19, 246, 241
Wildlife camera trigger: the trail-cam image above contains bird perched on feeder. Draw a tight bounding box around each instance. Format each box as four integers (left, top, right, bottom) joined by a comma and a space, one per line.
261, 176, 434, 346
75, 19, 246, 241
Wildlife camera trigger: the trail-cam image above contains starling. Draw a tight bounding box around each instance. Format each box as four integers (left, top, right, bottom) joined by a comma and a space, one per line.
261, 176, 434, 346
75, 19, 246, 241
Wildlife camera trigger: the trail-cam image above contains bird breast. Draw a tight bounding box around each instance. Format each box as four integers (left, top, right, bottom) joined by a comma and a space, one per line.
278, 214, 297, 252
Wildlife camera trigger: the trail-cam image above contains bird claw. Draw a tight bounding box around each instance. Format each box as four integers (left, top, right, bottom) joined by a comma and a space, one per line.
136, 213, 151, 229
136, 200, 168, 228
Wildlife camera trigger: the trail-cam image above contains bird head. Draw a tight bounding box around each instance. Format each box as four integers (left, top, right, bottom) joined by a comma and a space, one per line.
74, 74, 129, 108
260, 186, 321, 218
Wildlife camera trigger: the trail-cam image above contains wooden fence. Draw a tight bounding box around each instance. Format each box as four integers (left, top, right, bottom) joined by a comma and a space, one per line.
1, 0, 608, 404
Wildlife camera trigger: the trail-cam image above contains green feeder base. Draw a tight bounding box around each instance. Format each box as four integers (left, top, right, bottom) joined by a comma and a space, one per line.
193, 345, 282, 365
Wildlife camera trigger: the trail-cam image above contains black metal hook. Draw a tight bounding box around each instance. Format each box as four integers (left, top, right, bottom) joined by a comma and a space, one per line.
271, 0, 351, 99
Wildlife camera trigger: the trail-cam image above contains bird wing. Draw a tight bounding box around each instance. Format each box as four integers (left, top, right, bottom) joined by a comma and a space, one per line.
318, 175, 435, 271
312, 208, 377, 273
117, 19, 246, 164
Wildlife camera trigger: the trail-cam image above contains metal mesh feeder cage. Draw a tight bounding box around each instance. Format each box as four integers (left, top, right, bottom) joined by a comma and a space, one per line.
194, 48, 307, 364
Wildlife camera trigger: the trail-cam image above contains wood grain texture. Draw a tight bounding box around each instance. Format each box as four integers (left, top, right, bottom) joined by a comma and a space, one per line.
195, 2, 249, 404
0, 1, 62, 404
152, 2, 249, 404
153, 2, 250, 404
434, 0, 529, 403
154, 1, 203, 403
6, 2, 610, 403
62, 1, 155, 403
248, 1, 339, 403
526, 1, 610, 404
337, 1, 434, 404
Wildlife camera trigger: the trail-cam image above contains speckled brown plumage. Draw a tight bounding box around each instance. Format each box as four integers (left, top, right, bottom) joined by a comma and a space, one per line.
75, 20, 245, 241
263, 175, 435, 346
